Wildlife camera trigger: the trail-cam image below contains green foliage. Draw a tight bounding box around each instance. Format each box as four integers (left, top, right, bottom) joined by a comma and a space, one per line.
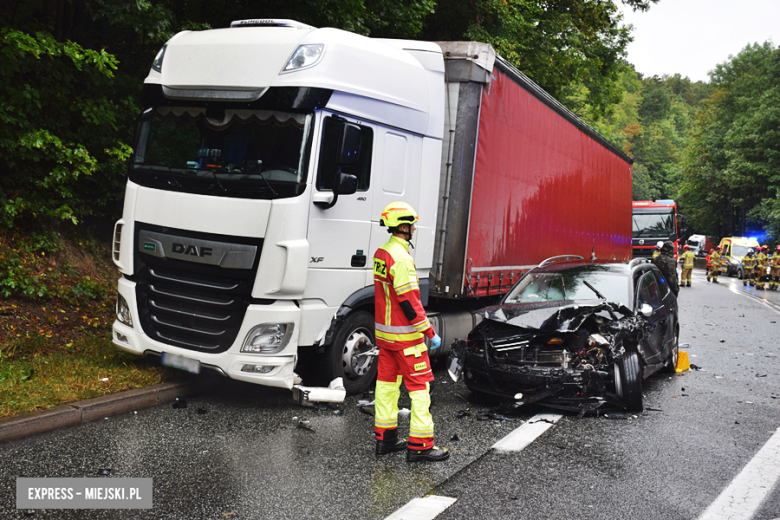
421, 0, 641, 118
680, 42, 780, 238
0, 27, 134, 228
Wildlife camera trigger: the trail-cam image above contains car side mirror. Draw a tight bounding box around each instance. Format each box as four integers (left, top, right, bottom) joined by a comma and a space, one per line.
639, 303, 653, 317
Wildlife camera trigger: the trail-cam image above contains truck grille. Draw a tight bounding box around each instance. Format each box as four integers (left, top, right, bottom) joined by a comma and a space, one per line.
133, 224, 262, 353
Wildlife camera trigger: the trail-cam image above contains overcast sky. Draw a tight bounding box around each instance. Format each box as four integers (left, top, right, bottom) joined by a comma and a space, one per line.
618, 0, 780, 83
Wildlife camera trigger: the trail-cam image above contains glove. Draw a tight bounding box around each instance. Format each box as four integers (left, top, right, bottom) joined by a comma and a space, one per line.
430, 333, 442, 350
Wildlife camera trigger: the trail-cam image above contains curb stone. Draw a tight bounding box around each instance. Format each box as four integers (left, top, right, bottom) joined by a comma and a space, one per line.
0, 381, 201, 443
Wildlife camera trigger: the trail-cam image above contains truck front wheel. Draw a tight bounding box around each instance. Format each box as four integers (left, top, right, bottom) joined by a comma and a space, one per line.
326, 311, 377, 395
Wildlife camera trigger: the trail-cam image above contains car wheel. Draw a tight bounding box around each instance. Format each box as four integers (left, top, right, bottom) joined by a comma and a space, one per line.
325, 311, 377, 396
614, 351, 643, 411
664, 329, 679, 373
738, 267, 743, 280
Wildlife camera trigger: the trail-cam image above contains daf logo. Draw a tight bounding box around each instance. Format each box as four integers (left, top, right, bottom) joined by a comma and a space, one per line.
639, 239, 644, 245
172, 243, 213, 257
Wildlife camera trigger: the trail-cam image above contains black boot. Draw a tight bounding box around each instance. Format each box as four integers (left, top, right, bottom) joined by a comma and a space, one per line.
376, 430, 407, 455
407, 446, 450, 462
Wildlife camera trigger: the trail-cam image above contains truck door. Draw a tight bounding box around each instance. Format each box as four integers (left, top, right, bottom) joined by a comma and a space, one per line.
368, 128, 421, 261
308, 113, 375, 270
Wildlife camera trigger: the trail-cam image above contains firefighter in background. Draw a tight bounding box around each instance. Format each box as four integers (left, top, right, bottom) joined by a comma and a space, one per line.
770, 246, 780, 290
742, 249, 756, 287
373, 202, 449, 463
653, 241, 679, 296
756, 246, 770, 289
653, 241, 663, 259
707, 246, 724, 283
679, 245, 695, 287
706, 249, 713, 276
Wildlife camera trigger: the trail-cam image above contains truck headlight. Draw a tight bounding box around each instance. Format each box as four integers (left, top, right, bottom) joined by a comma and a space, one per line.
280, 44, 324, 73
116, 294, 133, 327
241, 324, 293, 354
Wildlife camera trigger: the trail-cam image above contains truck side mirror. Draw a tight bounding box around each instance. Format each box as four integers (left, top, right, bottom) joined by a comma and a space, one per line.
338, 124, 361, 165
313, 173, 358, 209
336, 172, 357, 195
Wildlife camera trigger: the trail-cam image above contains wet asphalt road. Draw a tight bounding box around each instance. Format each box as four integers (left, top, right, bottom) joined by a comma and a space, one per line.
1, 267, 780, 520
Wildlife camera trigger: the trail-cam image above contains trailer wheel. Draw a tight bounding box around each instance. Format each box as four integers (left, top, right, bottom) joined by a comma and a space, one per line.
326, 311, 377, 396
614, 351, 643, 411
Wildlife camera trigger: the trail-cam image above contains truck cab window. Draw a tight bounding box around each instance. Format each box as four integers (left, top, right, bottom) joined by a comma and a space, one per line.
317, 117, 372, 191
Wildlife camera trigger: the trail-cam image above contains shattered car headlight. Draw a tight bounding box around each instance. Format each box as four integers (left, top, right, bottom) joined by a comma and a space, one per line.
241, 323, 293, 354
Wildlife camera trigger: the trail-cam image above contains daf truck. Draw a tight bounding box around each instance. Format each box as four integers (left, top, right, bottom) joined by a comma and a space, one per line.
111, 19, 633, 398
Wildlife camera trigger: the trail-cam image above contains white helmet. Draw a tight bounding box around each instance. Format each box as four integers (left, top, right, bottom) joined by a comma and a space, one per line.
656, 241, 664, 249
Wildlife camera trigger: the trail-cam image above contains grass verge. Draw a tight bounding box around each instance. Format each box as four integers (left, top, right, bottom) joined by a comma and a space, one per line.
0, 331, 174, 418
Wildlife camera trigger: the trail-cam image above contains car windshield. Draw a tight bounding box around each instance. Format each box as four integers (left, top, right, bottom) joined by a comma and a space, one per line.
130, 107, 312, 199
505, 266, 630, 307
632, 212, 674, 237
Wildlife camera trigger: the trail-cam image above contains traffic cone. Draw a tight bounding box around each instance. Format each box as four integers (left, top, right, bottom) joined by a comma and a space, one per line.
675, 351, 690, 373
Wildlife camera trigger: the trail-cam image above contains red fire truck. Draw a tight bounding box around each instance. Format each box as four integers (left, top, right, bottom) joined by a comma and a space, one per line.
632, 200, 687, 258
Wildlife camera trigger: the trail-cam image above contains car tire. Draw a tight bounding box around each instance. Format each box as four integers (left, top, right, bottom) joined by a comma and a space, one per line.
664, 328, 680, 374
325, 311, 377, 396
738, 267, 743, 280
614, 351, 643, 411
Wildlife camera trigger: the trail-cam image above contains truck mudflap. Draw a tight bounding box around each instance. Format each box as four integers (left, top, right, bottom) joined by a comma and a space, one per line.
292, 377, 347, 407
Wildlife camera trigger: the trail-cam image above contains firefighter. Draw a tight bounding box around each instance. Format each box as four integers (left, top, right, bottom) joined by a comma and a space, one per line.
679, 245, 695, 287
756, 246, 769, 289
652, 241, 663, 259
373, 202, 449, 462
706, 249, 713, 276
742, 249, 756, 287
770, 246, 780, 290
707, 246, 724, 283
652, 241, 679, 296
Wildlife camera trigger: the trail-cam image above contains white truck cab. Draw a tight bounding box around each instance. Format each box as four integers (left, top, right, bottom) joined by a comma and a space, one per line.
112, 20, 445, 396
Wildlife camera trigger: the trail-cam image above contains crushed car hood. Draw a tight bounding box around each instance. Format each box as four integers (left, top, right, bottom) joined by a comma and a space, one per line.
480, 300, 635, 332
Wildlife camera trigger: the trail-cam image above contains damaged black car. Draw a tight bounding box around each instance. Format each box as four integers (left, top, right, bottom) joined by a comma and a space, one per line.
448, 257, 679, 413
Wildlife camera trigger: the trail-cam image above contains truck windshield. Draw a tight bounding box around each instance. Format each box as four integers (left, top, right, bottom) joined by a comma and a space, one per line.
130, 107, 312, 199
632, 212, 674, 237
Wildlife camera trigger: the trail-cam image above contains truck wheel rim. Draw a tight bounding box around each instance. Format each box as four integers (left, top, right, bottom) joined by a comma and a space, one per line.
342, 328, 374, 378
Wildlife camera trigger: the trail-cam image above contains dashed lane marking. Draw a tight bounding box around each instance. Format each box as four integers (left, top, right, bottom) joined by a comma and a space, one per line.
384, 495, 457, 520
698, 426, 780, 520
384, 413, 562, 519
492, 413, 563, 452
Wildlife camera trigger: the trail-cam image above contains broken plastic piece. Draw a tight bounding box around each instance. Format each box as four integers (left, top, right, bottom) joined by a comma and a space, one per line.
296, 419, 315, 432
97, 469, 111, 476
196, 408, 208, 414
333, 409, 344, 416
450, 434, 460, 441
293, 377, 346, 407
456, 410, 471, 418
172, 397, 187, 409
604, 413, 627, 420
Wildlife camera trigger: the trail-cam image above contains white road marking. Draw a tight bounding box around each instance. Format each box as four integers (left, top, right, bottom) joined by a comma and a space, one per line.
492, 413, 563, 452
384, 495, 457, 520
698, 426, 780, 520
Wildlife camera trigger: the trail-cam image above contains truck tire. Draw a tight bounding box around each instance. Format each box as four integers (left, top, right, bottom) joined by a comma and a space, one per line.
614, 351, 643, 411
326, 311, 377, 396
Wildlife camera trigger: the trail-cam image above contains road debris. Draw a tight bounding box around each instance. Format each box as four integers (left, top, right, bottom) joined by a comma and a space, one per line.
172, 397, 187, 409
97, 469, 111, 476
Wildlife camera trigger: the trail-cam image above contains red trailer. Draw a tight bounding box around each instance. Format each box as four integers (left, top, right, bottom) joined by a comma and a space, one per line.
432, 45, 633, 299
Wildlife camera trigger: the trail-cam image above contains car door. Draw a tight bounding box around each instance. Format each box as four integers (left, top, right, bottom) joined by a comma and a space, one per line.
635, 270, 668, 366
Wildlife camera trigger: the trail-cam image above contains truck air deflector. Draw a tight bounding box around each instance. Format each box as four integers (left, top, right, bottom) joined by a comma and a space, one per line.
133, 223, 263, 353
161, 86, 268, 102
142, 85, 333, 111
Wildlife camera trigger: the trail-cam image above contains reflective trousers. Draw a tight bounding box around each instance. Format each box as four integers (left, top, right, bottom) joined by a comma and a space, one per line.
743, 268, 754, 286
374, 344, 435, 451
681, 267, 693, 285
